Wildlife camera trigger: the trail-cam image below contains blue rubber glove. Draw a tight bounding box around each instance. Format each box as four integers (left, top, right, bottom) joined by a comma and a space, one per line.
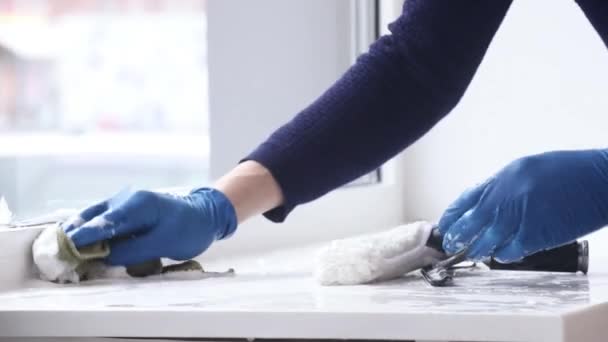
438, 149, 608, 262
63, 188, 237, 266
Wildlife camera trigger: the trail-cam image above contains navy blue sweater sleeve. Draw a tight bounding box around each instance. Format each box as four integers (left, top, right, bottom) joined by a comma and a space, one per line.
245, 0, 512, 222
576, 0, 608, 47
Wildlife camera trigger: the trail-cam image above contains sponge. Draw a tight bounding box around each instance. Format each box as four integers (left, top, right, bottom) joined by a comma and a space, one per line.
314, 221, 445, 285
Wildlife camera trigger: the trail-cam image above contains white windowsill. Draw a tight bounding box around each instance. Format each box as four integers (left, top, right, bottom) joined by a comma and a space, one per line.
0, 237, 607, 341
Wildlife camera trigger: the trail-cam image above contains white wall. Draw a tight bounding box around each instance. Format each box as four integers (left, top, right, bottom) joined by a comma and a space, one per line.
398, 0, 608, 262
207, 0, 354, 177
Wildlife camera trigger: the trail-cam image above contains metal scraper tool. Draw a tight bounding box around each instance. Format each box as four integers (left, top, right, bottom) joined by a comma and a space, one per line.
419, 226, 468, 286
420, 248, 469, 287
420, 226, 589, 287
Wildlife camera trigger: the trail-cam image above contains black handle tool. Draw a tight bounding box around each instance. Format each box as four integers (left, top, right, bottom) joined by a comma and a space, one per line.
421, 226, 589, 287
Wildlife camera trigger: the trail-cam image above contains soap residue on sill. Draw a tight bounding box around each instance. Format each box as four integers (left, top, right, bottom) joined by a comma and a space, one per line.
0, 197, 13, 227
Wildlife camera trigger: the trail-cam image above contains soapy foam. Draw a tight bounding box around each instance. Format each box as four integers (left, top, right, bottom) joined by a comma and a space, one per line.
314, 221, 445, 285
0, 197, 12, 225
62, 214, 85, 230
87, 215, 112, 228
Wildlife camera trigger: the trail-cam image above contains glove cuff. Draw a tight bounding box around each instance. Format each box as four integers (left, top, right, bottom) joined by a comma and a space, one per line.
189, 187, 238, 240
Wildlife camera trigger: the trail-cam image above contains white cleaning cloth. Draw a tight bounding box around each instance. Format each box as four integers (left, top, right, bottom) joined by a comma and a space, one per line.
314, 221, 445, 285
30, 189, 208, 284
32, 221, 221, 283
32, 223, 125, 283
32, 224, 81, 283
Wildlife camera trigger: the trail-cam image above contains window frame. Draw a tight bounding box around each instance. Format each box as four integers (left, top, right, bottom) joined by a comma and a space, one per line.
203, 0, 408, 259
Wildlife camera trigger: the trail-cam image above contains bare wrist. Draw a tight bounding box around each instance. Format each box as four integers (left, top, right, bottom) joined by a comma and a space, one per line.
214, 161, 284, 223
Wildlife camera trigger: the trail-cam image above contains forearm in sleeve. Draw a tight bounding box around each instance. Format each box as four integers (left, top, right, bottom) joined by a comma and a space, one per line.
576, 0, 608, 47
246, 0, 513, 222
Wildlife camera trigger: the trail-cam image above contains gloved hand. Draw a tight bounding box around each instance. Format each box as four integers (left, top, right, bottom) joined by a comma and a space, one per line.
438, 149, 608, 262
63, 188, 237, 266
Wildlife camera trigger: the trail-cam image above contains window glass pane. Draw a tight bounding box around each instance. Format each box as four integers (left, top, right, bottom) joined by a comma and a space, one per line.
0, 0, 209, 218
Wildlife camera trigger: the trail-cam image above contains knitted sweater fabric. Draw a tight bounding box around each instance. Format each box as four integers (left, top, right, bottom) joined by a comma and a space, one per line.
245, 0, 608, 222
